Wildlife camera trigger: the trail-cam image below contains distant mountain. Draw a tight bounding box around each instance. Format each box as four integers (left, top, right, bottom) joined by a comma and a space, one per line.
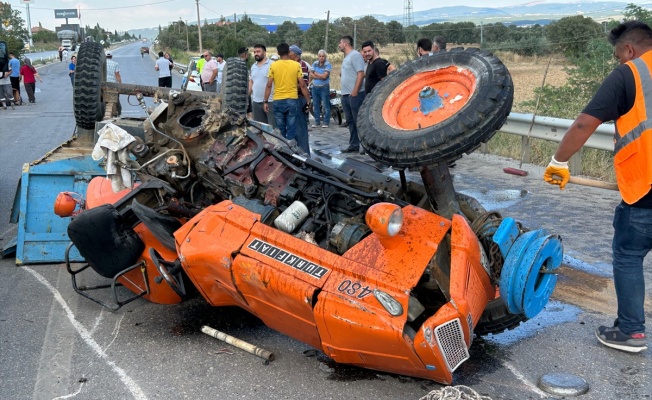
127, 1, 651, 39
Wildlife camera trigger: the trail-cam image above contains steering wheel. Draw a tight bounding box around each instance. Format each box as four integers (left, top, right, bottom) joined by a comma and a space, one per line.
150, 248, 186, 297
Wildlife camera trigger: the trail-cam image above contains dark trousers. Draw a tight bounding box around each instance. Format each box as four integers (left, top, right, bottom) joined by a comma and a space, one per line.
10, 77, 21, 103
252, 101, 276, 128
158, 76, 172, 88
341, 92, 366, 148
611, 202, 652, 334
24, 82, 36, 102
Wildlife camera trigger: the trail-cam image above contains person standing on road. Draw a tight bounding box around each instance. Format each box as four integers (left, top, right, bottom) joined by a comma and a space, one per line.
543, 20, 652, 353
361, 41, 390, 94
215, 54, 226, 92
416, 38, 433, 57
165, 52, 174, 86
155, 51, 173, 88
200, 51, 219, 92
58, 47, 63, 62
68, 56, 76, 86
106, 51, 122, 115
288, 45, 311, 154
433, 36, 447, 52
249, 44, 276, 127
338, 35, 366, 153
20, 58, 42, 104
309, 49, 332, 128
196, 53, 206, 85
63, 49, 68, 63
106, 52, 122, 84
1, 66, 15, 110
264, 43, 310, 152
8, 52, 23, 105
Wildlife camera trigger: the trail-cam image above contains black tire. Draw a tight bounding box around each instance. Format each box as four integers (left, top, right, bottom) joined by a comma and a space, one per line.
474, 298, 528, 336
358, 48, 513, 168
221, 57, 248, 115
74, 42, 106, 130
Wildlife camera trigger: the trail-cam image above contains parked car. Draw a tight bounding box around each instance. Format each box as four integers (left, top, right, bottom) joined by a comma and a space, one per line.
180, 57, 202, 91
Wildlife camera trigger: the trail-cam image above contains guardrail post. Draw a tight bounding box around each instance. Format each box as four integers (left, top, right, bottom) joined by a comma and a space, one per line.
570, 149, 583, 176
480, 143, 488, 154
521, 136, 531, 164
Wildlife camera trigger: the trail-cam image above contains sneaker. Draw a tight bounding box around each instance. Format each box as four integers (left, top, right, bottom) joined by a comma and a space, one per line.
321, 125, 329, 128
595, 324, 647, 353
311, 124, 319, 128
341, 146, 359, 153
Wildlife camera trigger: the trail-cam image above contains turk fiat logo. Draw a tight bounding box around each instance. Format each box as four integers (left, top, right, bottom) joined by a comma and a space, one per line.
247, 239, 329, 279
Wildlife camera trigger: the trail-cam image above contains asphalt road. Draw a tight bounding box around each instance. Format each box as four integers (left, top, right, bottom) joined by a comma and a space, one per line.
1, 41, 651, 400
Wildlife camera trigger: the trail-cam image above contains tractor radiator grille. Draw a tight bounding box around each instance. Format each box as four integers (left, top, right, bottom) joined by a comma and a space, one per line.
435, 318, 469, 372
467, 313, 474, 345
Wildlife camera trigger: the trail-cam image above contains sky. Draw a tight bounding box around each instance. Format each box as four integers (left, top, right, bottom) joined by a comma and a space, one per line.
6, 0, 644, 33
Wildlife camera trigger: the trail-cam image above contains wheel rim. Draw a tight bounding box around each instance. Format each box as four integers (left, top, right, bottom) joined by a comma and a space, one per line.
381, 66, 476, 130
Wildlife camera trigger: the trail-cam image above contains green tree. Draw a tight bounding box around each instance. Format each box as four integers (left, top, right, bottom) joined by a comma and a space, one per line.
303, 20, 337, 53
546, 15, 604, 58
0, 3, 29, 54
32, 30, 58, 44
214, 33, 247, 58
355, 16, 389, 46
482, 23, 511, 45
403, 24, 421, 45
386, 20, 404, 44
623, 3, 652, 26
275, 21, 303, 46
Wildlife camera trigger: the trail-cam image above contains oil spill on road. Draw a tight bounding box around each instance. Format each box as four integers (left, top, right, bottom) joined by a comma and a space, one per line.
482, 300, 580, 346
313, 351, 437, 390
168, 298, 265, 337
453, 339, 506, 386
553, 264, 617, 315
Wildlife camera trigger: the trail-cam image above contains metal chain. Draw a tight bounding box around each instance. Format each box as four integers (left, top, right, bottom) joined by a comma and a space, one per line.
418, 385, 493, 400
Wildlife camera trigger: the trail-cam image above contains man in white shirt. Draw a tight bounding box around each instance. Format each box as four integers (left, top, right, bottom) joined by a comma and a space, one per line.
248, 44, 275, 127
154, 51, 173, 87
200, 51, 219, 92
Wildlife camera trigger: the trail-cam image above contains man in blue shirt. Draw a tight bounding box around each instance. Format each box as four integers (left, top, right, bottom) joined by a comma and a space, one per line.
8, 53, 22, 105
309, 49, 332, 128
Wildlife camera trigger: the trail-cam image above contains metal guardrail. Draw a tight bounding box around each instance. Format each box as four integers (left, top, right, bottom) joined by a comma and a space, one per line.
497, 112, 615, 175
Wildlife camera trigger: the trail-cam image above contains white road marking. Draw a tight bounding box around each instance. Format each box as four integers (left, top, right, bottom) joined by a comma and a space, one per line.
51, 382, 85, 400
24, 267, 148, 400
502, 361, 549, 398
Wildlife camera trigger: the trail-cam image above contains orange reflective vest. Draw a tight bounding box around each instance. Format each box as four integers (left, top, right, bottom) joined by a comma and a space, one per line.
614, 52, 652, 204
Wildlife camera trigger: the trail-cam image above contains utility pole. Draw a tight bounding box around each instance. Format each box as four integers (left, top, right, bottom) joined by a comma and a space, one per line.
195, 0, 203, 52
324, 11, 330, 51
186, 20, 189, 51
234, 13, 237, 35
480, 21, 483, 47
25, 1, 34, 47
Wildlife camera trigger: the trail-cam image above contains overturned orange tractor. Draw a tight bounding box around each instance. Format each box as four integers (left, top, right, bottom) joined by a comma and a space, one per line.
58, 43, 562, 384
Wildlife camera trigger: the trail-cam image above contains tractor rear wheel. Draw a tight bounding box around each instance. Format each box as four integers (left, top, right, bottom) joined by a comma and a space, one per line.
221, 57, 248, 115
74, 42, 106, 130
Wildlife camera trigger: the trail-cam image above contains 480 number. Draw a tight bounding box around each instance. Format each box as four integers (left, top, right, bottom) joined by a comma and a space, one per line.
337, 280, 373, 299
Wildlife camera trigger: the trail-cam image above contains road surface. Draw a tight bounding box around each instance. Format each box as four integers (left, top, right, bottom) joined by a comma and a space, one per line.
0, 41, 650, 400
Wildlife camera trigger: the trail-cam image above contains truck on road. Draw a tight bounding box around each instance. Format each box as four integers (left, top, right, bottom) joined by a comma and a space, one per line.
57, 30, 79, 51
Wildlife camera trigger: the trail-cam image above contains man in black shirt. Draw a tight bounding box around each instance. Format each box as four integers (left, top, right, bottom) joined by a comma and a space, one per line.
361, 41, 391, 93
